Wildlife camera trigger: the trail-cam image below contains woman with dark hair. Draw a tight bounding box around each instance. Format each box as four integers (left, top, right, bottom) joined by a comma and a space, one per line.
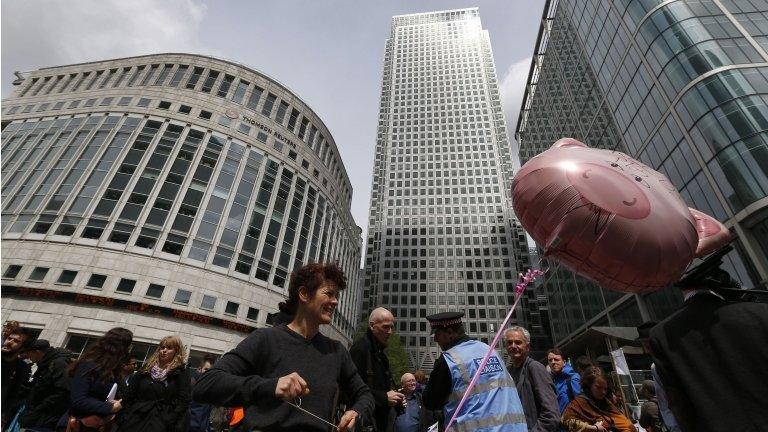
562, 367, 637, 432
193, 262, 374, 432
63, 327, 133, 431
119, 336, 191, 432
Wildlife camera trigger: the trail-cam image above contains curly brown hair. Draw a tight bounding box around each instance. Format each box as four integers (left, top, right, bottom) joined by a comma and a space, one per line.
278, 262, 347, 315
580, 366, 607, 396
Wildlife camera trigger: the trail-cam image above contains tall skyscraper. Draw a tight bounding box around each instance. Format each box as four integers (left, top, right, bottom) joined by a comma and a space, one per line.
363, 9, 534, 370
516, 0, 768, 348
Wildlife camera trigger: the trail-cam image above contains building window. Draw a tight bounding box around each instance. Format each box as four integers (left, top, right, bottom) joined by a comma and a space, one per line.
200, 294, 216, 311
173, 289, 192, 305
118, 97, 132, 106
247, 307, 259, 322
145, 283, 165, 299
237, 123, 251, 135
162, 234, 186, 255
137, 98, 151, 107
84, 98, 97, 107
115, 278, 136, 294
3, 265, 22, 279
86, 274, 107, 289
225, 301, 239, 316
56, 270, 78, 285
178, 105, 192, 115
157, 101, 171, 110
218, 116, 232, 127
27, 267, 49, 282
199, 110, 212, 120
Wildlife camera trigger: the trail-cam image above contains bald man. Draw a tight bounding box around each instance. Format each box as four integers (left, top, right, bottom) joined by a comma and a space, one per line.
350, 308, 403, 432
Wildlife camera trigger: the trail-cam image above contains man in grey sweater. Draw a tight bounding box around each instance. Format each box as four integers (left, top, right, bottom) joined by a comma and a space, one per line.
192, 262, 374, 431
505, 326, 560, 432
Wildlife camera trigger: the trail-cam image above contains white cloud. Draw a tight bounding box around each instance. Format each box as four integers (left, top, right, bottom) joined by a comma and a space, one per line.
2, 0, 210, 95
499, 56, 533, 137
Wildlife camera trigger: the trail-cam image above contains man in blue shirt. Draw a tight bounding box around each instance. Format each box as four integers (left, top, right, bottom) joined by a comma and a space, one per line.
394, 373, 434, 432
546, 348, 581, 413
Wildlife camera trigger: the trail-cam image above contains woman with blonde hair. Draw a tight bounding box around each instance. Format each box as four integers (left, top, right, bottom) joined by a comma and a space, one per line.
119, 336, 191, 432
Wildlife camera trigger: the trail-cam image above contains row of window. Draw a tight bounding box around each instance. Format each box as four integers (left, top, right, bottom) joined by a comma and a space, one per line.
13, 59, 350, 200
1, 264, 260, 321
3, 97, 346, 204
1, 115, 359, 291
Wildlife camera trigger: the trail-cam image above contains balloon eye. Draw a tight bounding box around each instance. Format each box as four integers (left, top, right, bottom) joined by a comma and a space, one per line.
635, 176, 642, 182
610, 163, 619, 167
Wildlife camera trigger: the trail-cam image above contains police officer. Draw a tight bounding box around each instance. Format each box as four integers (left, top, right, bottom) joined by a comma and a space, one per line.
421, 312, 527, 432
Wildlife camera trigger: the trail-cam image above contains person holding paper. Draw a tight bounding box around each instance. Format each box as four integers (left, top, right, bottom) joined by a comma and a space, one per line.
119, 335, 191, 432
63, 327, 133, 430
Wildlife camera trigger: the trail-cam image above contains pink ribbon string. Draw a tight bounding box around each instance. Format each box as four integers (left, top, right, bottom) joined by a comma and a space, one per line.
444, 268, 547, 432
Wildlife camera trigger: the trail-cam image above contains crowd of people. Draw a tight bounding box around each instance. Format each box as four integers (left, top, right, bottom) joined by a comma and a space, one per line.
2, 259, 766, 432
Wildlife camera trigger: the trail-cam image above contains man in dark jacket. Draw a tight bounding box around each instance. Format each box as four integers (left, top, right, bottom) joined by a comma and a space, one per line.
349, 307, 404, 432
189, 355, 216, 432
505, 326, 560, 432
649, 248, 768, 432
20, 339, 72, 431
1, 326, 33, 429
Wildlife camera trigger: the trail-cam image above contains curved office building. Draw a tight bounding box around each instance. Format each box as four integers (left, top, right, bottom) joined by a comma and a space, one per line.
516, 0, 768, 348
1, 54, 362, 362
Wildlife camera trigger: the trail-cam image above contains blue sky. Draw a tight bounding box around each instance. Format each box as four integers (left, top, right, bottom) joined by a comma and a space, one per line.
1, 0, 546, 236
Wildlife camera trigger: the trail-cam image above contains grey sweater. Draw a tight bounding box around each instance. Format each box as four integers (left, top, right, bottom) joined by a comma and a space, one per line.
192, 325, 373, 431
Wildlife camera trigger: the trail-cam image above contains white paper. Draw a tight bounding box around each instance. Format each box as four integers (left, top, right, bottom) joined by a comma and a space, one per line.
106, 383, 118, 402
427, 422, 439, 432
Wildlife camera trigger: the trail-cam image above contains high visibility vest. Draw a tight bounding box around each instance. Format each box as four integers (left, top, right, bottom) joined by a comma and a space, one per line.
443, 340, 527, 432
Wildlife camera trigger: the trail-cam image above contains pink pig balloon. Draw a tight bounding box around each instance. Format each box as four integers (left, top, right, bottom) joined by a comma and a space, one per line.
511, 138, 730, 293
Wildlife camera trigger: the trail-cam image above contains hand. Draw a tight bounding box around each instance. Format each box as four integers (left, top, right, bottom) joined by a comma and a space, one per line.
387, 390, 405, 407
110, 399, 122, 413
337, 410, 358, 432
594, 421, 607, 432
274, 372, 310, 401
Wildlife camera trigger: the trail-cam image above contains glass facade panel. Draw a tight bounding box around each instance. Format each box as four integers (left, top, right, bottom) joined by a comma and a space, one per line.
516, 0, 768, 346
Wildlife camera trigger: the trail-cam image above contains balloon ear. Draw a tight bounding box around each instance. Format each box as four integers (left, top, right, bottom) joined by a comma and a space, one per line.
552, 138, 587, 149
689, 208, 731, 257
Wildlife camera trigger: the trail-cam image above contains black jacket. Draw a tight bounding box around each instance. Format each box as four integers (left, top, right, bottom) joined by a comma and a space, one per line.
349, 329, 397, 432
649, 292, 768, 432
1, 355, 31, 426
120, 365, 191, 432
20, 347, 72, 428
509, 356, 560, 432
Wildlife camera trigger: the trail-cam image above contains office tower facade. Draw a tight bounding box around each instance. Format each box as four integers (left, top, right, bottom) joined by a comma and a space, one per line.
1, 54, 363, 363
363, 9, 533, 370
516, 0, 768, 348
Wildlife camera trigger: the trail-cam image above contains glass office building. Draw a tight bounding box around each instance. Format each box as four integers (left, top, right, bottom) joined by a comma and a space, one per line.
363, 9, 536, 370
1, 54, 363, 355
516, 0, 768, 348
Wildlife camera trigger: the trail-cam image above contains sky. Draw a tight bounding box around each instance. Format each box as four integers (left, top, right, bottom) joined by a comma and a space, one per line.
1, 0, 546, 237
